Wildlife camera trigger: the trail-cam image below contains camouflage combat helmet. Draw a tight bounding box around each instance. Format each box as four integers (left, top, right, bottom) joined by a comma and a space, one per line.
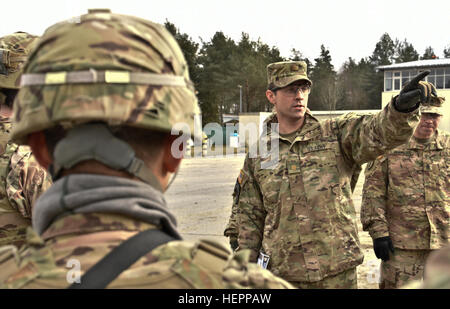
11, 9, 201, 189
12, 8, 201, 144
0, 32, 39, 90
419, 95, 445, 116
267, 61, 312, 91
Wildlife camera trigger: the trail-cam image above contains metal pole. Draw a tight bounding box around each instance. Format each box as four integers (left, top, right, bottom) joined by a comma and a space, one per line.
238, 85, 242, 113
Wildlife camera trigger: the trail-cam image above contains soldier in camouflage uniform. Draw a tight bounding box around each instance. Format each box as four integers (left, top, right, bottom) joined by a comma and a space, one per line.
361, 95, 449, 289
0, 32, 52, 248
224, 160, 362, 251
0, 9, 293, 289
230, 60, 436, 289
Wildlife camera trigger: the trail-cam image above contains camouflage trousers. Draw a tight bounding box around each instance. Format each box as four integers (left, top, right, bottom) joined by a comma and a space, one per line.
380, 248, 432, 289
290, 267, 357, 289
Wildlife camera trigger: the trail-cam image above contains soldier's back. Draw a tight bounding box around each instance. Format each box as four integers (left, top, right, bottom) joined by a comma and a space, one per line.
0, 213, 293, 289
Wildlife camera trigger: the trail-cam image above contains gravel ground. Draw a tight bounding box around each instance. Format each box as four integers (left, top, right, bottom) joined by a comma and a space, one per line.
166, 154, 380, 289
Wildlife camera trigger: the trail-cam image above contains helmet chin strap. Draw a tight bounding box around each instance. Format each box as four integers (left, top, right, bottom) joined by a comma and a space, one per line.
49, 123, 164, 192
165, 165, 179, 192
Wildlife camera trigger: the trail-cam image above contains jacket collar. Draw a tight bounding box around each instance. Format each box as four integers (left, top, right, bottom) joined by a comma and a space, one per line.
264, 110, 322, 143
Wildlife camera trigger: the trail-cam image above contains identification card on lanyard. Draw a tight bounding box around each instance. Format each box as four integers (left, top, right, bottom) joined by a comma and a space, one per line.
257, 252, 270, 269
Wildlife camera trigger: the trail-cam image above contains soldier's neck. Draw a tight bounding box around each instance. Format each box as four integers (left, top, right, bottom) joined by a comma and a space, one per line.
0, 104, 12, 119
413, 131, 436, 144
278, 116, 305, 135
413, 135, 432, 144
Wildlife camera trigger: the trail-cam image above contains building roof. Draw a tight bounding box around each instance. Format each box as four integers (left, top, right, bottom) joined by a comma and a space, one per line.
376, 58, 450, 71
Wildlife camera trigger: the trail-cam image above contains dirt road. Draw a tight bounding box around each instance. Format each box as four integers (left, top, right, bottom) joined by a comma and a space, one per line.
166, 154, 380, 289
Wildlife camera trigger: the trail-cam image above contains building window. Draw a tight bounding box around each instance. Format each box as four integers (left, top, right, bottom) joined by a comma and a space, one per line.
426, 67, 450, 89
384, 66, 450, 91
385, 71, 392, 91
402, 71, 409, 86
401, 69, 417, 87
393, 71, 401, 90
435, 68, 444, 89
427, 69, 436, 87
446, 68, 450, 89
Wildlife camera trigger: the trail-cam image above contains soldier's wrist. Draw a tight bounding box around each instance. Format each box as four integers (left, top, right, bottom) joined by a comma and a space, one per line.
370, 230, 389, 240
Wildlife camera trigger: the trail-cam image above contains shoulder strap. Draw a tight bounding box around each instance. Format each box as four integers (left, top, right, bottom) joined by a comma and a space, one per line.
68, 229, 179, 289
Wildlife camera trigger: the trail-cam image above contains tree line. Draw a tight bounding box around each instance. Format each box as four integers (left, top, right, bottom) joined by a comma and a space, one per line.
165, 22, 450, 125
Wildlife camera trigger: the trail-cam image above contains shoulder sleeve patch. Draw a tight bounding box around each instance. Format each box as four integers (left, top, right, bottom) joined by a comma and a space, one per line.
237, 169, 244, 184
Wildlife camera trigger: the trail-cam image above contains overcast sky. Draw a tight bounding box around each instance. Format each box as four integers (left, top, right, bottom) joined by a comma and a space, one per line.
2, 0, 449, 70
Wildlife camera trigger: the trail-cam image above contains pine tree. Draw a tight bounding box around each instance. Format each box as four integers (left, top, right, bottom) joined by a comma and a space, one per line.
421, 46, 437, 60
308, 45, 337, 111
370, 33, 395, 66
394, 39, 419, 63
444, 45, 450, 58
336, 58, 379, 110
164, 21, 200, 84
366, 33, 398, 109
196, 31, 237, 125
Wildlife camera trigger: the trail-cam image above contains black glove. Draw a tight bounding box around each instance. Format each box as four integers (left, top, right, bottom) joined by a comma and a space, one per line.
229, 236, 238, 251
373, 236, 395, 261
395, 71, 437, 112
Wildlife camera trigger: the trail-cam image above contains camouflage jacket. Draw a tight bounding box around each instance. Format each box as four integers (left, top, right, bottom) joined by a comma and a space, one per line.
361, 129, 450, 250
224, 163, 362, 243
0, 118, 52, 247
235, 100, 419, 283
0, 213, 293, 289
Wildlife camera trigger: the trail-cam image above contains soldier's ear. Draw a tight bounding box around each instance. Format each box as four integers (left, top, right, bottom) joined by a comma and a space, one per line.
266, 89, 276, 105
163, 134, 182, 173
27, 131, 53, 170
